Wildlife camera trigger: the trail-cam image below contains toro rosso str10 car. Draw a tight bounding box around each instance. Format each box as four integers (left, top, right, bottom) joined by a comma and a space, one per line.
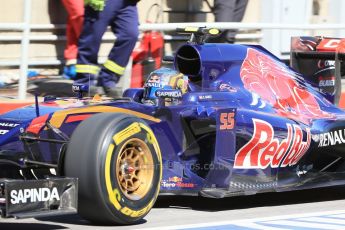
1, 28, 345, 224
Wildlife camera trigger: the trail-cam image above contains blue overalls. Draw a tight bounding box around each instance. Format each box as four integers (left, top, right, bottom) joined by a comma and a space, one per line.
76, 0, 139, 89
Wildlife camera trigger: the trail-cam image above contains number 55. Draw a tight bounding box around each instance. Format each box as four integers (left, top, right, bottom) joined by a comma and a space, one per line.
220, 112, 235, 130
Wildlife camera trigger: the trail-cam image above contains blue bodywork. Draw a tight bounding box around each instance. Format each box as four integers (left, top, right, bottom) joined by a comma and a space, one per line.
1, 41, 345, 198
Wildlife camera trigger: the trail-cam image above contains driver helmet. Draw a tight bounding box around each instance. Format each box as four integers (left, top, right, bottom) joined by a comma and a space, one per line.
142, 67, 189, 105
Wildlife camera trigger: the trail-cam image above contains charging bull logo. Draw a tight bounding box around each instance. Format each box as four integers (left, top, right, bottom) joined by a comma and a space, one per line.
234, 119, 311, 169
240, 48, 332, 124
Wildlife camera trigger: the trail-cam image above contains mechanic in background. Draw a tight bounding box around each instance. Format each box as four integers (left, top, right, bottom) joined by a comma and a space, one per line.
207, 0, 248, 43
75, 0, 140, 97
61, 0, 84, 79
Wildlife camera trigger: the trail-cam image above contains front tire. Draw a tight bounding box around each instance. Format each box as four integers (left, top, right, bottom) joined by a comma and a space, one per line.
64, 113, 162, 224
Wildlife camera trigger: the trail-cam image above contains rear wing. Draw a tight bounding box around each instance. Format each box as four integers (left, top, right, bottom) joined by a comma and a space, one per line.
290, 37, 345, 106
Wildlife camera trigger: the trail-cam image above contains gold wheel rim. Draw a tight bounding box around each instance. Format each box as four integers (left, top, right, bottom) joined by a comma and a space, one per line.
116, 138, 154, 200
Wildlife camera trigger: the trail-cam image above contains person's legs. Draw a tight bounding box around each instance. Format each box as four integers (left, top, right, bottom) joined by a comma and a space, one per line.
208, 0, 239, 43
97, 0, 139, 96
233, 0, 248, 22
213, 0, 237, 22
62, 17, 78, 79
61, 0, 84, 78
61, 0, 84, 62
76, 5, 113, 82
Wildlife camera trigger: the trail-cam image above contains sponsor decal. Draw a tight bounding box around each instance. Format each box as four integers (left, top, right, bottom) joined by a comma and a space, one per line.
0, 122, 19, 128
144, 82, 161, 88
10, 187, 60, 204
113, 122, 141, 145
72, 84, 89, 93
198, 95, 213, 100
234, 119, 311, 169
155, 89, 182, 98
317, 60, 335, 69
318, 76, 335, 87
240, 48, 333, 124
312, 134, 320, 142
161, 177, 196, 189
161, 180, 176, 188
0, 123, 20, 135
72, 85, 81, 92
219, 83, 237, 92
316, 38, 341, 51
169, 176, 182, 183
176, 182, 196, 188
318, 128, 345, 147
0, 130, 9, 135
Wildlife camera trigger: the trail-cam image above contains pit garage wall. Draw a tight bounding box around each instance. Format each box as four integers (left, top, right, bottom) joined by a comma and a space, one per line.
329, 0, 345, 37
0, 0, 337, 69
261, 0, 312, 57
0, 0, 257, 68
261, 0, 342, 59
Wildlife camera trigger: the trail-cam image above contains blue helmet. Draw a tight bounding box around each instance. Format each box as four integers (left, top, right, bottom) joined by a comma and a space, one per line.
142, 68, 189, 105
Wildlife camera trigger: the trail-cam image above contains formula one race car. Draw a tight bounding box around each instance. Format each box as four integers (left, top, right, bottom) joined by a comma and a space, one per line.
1, 27, 345, 225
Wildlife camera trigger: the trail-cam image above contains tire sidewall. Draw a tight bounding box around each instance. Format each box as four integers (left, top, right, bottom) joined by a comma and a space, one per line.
98, 116, 162, 222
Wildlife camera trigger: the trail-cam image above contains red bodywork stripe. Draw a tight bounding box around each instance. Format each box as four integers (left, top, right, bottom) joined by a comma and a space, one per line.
65, 114, 93, 123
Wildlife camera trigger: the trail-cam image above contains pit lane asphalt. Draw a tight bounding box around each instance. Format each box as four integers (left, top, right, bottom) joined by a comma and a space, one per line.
1, 185, 345, 230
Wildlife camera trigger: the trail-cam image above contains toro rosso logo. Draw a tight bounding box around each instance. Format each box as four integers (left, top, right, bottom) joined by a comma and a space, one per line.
240, 48, 333, 124
234, 119, 311, 169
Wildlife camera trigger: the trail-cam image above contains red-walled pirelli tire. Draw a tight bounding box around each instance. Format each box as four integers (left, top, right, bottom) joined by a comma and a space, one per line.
64, 113, 162, 225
